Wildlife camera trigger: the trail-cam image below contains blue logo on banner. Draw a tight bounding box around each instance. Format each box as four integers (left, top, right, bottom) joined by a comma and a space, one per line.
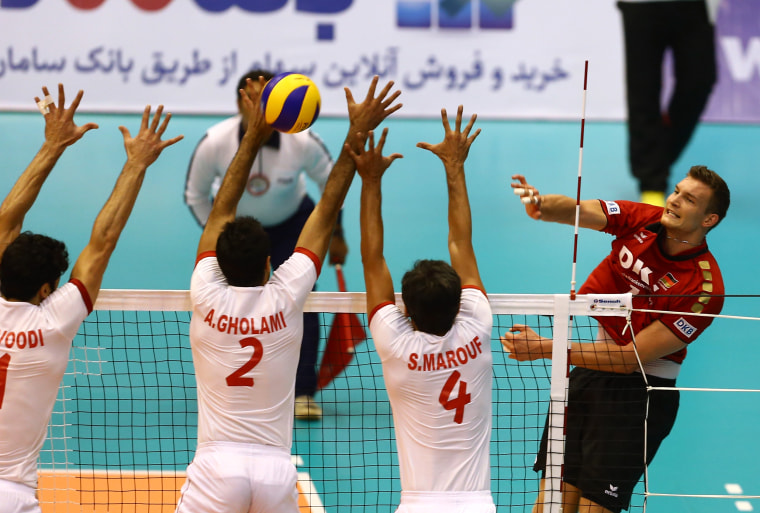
397, 0, 515, 29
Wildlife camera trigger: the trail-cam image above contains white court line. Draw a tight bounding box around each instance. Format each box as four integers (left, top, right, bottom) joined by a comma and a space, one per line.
298, 472, 326, 513
726, 483, 754, 512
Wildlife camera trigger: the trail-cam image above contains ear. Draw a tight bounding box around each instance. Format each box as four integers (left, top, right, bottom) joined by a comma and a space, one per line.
262, 256, 272, 285
40, 282, 52, 298
702, 212, 719, 230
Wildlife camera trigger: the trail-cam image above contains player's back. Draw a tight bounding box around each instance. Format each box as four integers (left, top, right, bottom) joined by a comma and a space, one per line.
189, 250, 318, 449
0, 283, 89, 487
370, 288, 493, 492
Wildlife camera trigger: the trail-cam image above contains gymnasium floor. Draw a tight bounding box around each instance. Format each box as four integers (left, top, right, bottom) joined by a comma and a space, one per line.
1, 110, 758, 512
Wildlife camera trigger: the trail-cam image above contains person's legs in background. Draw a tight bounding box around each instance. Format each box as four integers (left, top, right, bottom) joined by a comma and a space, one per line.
618, 1, 672, 206
267, 197, 323, 420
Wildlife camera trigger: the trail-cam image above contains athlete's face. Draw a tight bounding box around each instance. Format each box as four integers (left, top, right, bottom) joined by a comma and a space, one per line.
660, 176, 718, 236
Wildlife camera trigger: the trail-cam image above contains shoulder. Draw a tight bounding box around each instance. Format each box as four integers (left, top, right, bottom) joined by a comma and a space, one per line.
601, 200, 662, 235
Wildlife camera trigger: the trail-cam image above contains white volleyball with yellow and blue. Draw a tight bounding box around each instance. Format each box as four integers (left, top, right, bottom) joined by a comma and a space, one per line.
260, 72, 321, 134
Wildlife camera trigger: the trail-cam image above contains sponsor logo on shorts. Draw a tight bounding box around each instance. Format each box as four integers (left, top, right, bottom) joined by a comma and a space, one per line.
674, 317, 698, 339
604, 484, 620, 498
604, 201, 620, 215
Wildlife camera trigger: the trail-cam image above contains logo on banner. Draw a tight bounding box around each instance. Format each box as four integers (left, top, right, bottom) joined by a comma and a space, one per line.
397, 0, 516, 29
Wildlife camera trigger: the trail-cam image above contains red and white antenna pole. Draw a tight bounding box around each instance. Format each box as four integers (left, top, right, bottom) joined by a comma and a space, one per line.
570, 60, 589, 301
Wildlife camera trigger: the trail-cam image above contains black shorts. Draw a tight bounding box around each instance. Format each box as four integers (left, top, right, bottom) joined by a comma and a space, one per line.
534, 367, 679, 513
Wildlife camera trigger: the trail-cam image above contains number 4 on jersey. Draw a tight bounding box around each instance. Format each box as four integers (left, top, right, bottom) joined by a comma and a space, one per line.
439, 370, 471, 424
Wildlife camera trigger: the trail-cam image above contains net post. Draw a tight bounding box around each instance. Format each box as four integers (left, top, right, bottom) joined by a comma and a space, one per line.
546, 294, 571, 513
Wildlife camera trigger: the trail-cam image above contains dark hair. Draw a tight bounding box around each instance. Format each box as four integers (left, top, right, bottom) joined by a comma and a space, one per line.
687, 165, 730, 229
0, 232, 69, 301
216, 217, 271, 287
236, 69, 275, 99
401, 260, 462, 336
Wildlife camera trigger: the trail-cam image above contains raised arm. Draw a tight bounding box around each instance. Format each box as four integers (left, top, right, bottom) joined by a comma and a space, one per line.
0, 84, 98, 259
196, 77, 273, 257
349, 129, 403, 313
294, 76, 402, 263
510, 174, 608, 231
500, 320, 686, 374
71, 105, 183, 303
417, 106, 483, 290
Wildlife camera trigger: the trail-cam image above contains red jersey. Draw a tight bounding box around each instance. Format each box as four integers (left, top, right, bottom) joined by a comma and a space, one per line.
578, 200, 724, 364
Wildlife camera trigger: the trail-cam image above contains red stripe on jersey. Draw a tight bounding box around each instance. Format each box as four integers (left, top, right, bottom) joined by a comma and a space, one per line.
196, 251, 216, 267
463, 285, 487, 297
295, 247, 322, 276
369, 301, 395, 325
69, 278, 93, 314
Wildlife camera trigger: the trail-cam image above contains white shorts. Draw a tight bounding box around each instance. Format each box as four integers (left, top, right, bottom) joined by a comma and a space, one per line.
396, 491, 495, 513
175, 442, 298, 513
0, 478, 40, 513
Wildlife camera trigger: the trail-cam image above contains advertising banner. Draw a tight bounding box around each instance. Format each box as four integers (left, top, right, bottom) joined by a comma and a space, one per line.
0, 0, 756, 121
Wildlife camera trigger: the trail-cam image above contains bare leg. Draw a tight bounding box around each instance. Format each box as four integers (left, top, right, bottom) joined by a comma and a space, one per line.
533, 479, 583, 513
577, 496, 614, 513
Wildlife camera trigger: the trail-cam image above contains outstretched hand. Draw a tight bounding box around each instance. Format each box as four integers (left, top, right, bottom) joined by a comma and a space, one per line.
119, 105, 184, 168
36, 84, 99, 148
239, 76, 274, 142
346, 128, 403, 182
511, 174, 542, 220
500, 324, 550, 361
417, 105, 480, 173
345, 76, 402, 142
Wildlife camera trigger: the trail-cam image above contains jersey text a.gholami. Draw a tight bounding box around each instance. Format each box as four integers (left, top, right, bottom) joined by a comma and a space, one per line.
202, 309, 287, 335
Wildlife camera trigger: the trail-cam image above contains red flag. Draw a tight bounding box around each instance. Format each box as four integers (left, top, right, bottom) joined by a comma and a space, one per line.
316, 265, 367, 390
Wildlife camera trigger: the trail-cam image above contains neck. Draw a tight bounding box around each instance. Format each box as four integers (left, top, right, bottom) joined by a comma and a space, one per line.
660, 230, 704, 255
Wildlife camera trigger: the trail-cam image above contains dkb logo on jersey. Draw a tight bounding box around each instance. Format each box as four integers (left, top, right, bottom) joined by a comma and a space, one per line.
397, 0, 516, 29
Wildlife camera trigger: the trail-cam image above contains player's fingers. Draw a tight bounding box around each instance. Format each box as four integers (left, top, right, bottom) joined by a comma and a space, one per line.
376, 78, 395, 100
455, 105, 464, 133
416, 141, 432, 152
160, 134, 184, 148
344, 87, 356, 107
56, 83, 65, 111
80, 122, 99, 134
462, 112, 477, 137
118, 125, 131, 141
381, 89, 401, 108
468, 127, 482, 145
387, 153, 404, 164
150, 105, 164, 132
140, 105, 151, 131
440, 108, 450, 132
511, 174, 528, 185
376, 127, 389, 151
68, 89, 85, 114
364, 75, 379, 100
157, 111, 172, 136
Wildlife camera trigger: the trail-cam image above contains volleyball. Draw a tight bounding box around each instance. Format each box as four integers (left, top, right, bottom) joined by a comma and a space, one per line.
260, 72, 321, 134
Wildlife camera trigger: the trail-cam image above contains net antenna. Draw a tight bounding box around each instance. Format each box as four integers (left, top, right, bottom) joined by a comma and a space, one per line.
546, 60, 590, 513
570, 60, 589, 301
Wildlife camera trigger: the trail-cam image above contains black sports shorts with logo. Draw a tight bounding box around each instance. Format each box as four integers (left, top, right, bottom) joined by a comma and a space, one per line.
533, 367, 679, 513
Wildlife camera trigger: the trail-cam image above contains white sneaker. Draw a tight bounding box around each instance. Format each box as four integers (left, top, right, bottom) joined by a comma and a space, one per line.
294, 395, 322, 420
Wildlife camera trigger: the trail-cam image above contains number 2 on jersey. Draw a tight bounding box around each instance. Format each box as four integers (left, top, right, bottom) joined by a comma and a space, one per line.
226, 337, 264, 387
0, 353, 10, 409
439, 370, 471, 424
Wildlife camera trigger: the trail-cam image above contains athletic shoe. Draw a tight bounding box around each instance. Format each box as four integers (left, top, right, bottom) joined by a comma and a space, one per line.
640, 190, 665, 207
294, 395, 322, 420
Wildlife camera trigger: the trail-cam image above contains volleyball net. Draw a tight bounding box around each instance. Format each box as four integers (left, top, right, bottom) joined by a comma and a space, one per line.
35, 290, 757, 512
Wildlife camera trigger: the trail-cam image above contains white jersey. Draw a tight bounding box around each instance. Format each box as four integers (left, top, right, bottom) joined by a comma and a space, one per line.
0, 281, 91, 488
184, 116, 333, 227
189, 249, 320, 449
370, 287, 493, 493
